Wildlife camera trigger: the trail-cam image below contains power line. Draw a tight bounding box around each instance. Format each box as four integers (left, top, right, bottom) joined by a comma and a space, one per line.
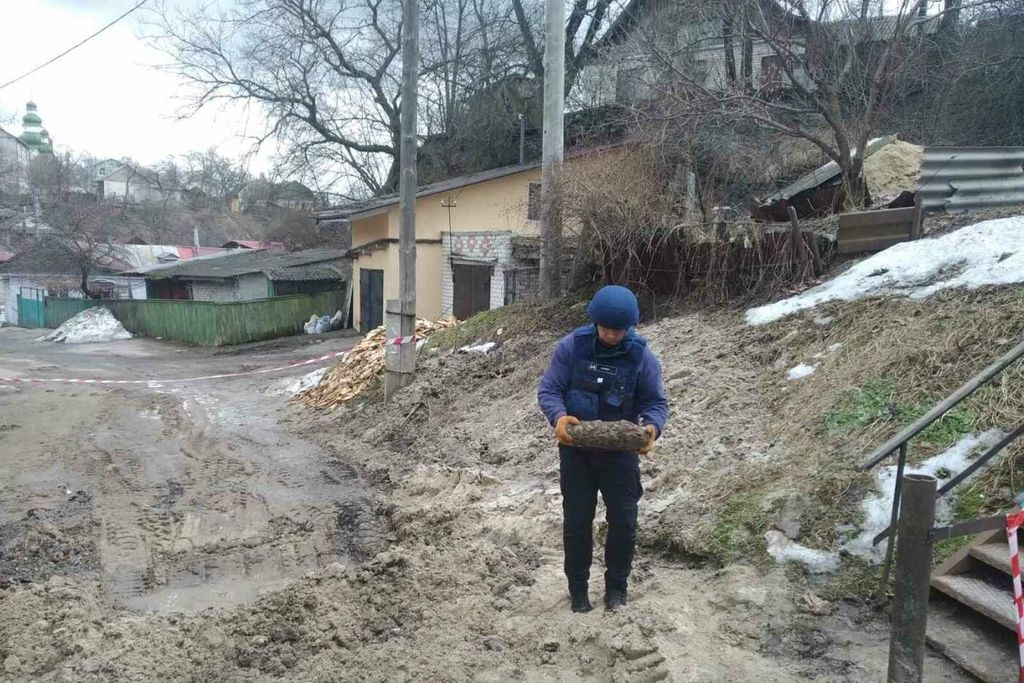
0, 0, 150, 92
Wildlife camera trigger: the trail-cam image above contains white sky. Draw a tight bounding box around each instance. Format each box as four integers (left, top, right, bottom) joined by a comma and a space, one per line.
0, 0, 275, 172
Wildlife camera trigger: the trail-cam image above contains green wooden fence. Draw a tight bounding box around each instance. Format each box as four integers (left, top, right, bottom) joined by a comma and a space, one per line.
44, 287, 349, 346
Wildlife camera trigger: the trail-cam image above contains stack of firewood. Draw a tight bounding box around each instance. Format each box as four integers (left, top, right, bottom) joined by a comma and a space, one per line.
298, 318, 456, 410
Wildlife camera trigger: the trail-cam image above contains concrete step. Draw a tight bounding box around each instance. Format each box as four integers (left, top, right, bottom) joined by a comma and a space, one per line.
931, 573, 1017, 631
970, 541, 1014, 576
927, 597, 1018, 683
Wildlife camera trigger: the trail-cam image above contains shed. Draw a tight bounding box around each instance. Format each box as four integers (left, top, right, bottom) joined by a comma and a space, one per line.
133, 248, 349, 301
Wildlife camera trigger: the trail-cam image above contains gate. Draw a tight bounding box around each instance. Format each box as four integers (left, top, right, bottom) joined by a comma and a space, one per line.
16, 287, 45, 328
359, 268, 384, 333
452, 263, 492, 320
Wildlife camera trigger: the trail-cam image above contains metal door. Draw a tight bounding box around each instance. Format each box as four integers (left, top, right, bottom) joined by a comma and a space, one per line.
359, 268, 384, 333
16, 287, 45, 328
452, 264, 492, 320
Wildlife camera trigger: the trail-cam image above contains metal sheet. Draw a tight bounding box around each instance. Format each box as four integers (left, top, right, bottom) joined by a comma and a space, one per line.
759, 135, 897, 205
920, 146, 1024, 212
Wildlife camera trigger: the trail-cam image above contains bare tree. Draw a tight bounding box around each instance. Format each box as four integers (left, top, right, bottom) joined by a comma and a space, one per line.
118, 158, 142, 210
183, 149, 249, 207
917, 0, 1024, 145
147, 0, 412, 198
629, 0, 937, 209
264, 209, 341, 249
510, 0, 649, 97
148, 0, 541, 198
42, 203, 129, 298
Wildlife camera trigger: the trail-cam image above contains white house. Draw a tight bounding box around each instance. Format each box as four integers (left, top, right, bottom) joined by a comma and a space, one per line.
98, 165, 182, 204
92, 158, 123, 183
573, 1, 936, 108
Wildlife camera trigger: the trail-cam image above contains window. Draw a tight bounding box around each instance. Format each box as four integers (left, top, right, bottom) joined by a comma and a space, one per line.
527, 182, 542, 220
760, 55, 788, 86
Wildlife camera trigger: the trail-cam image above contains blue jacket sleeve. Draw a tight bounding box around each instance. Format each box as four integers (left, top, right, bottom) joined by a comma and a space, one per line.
537, 336, 573, 425
636, 348, 668, 436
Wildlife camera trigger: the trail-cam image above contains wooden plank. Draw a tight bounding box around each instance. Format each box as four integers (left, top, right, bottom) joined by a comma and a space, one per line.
838, 206, 916, 229
930, 574, 1017, 631
933, 527, 1004, 578
836, 215, 915, 254
911, 191, 925, 240
970, 542, 1014, 575
927, 598, 1017, 683
836, 234, 910, 255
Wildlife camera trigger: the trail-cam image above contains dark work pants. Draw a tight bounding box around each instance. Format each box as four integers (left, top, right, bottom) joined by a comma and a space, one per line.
559, 445, 643, 593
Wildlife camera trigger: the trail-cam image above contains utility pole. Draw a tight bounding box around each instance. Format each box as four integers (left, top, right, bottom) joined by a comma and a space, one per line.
538, 0, 565, 301
386, 0, 419, 398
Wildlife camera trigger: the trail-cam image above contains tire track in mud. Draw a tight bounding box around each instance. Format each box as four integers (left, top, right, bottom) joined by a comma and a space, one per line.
65, 382, 378, 613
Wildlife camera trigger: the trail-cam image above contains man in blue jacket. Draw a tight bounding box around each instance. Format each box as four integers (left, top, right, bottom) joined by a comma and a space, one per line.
537, 285, 668, 613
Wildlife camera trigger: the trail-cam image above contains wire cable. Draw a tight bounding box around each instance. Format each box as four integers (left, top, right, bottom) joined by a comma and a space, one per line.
0, 0, 150, 91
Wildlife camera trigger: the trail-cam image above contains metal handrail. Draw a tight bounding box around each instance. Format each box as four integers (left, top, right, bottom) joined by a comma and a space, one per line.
859, 337, 1024, 472
860, 337, 1024, 601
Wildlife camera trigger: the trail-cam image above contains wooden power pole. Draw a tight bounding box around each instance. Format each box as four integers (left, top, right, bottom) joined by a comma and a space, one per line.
539, 0, 565, 301
386, 0, 419, 398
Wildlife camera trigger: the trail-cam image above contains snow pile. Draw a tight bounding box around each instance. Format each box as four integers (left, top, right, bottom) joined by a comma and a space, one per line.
786, 363, 817, 380
746, 217, 1024, 325
459, 342, 496, 354
44, 307, 131, 344
764, 530, 840, 573
842, 429, 1006, 562
274, 367, 328, 396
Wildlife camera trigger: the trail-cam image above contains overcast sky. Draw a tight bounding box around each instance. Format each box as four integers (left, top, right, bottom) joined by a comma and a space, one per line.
0, 0, 275, 172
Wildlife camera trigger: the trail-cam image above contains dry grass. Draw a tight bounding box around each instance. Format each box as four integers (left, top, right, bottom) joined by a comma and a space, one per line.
749, 286, 1024, 551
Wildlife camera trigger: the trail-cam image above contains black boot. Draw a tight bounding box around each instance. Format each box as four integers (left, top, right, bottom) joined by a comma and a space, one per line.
604, 585, 627, 611
569, 583, 593, 613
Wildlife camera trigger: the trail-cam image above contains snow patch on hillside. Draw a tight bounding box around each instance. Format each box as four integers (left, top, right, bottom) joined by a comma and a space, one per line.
842, 429, 1006, 562
747, 217, 1024, 325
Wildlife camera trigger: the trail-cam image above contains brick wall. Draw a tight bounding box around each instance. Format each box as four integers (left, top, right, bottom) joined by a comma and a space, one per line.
440, 231, 513, 316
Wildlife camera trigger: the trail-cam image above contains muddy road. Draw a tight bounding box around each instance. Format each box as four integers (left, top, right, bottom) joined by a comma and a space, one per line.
0, 323, 973, 682
0, 328, 370, 614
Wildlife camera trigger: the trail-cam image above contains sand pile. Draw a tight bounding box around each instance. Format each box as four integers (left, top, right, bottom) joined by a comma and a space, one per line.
864, 139, 923, 204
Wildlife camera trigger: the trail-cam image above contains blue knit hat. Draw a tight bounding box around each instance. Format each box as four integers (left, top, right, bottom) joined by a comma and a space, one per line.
587, 285, 639, 329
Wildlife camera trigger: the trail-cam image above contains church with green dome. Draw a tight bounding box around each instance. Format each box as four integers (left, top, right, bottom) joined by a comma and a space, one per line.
19, 101, 53, 154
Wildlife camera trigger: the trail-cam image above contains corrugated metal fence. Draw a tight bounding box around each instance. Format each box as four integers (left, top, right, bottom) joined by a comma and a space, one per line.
44, 288, 349, 346
920, 147, 1024, 211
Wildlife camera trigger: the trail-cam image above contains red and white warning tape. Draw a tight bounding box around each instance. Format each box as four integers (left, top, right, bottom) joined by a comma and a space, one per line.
382, 335, 418, 347
1006, 510, 1024, 683
0, 350, 349, 386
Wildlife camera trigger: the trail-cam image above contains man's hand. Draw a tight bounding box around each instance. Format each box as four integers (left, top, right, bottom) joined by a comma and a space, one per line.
555, 415, 580, 446
638, 425, 658, 454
